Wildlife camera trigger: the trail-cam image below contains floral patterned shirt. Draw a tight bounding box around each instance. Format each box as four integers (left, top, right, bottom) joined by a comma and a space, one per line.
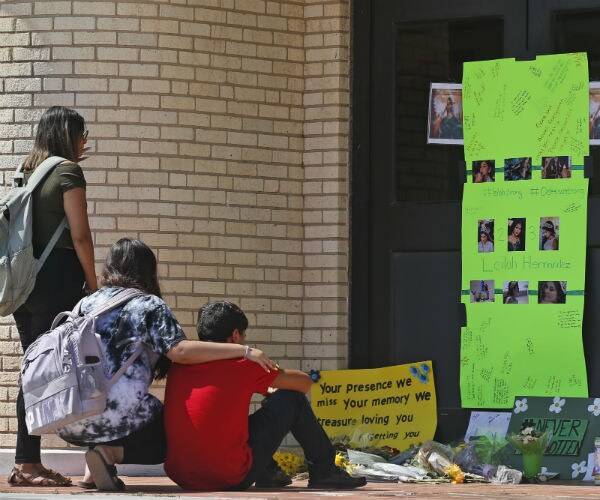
58, 286, 186, 443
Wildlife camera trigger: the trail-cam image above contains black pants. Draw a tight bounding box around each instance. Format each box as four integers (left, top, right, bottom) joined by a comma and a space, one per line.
13, 249, 84, 464
63, 412, 166, 465
230, 390, 336, 490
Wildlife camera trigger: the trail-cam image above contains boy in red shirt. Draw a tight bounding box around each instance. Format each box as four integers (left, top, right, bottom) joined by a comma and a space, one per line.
164, 301, 366, 491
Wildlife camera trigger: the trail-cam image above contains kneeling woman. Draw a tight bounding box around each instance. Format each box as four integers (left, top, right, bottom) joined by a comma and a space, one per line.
58, 238, 275, 491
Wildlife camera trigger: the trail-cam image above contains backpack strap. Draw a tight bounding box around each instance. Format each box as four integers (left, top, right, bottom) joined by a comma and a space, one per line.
13, 166, 24, 187
105, 342, 146, 389
88, 288, 148, 389
50, 288, 144, 330
23, 156, 68, 193
36, 218, 68, 272
22, 156, 70, 272
88, 288, 144, 318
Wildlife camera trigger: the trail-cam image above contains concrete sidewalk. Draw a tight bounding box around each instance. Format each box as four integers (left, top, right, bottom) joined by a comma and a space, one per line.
1, 476, 600, 499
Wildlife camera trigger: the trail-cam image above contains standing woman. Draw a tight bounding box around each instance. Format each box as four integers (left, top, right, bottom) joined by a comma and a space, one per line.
8, 107, 97, 486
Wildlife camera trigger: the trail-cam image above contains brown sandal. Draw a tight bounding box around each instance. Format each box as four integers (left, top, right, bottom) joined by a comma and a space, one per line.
76, 480, 96, 489
42, 468, 72, 486
7, 466, 72, 487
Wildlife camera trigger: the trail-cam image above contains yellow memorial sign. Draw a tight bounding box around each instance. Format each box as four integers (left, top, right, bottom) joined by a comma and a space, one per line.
310, 361, 437, 451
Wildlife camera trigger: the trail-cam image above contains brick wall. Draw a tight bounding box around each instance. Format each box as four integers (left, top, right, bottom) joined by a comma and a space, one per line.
0, 0, 350, 449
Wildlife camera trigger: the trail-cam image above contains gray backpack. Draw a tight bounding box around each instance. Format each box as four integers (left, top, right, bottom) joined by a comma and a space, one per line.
20, 288, 144, 436
0, 156, 69, 316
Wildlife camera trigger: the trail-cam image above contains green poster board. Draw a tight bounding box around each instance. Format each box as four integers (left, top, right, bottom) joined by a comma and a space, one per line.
461, 177, 588, 407
460, 53, 589, 408
463, 53, 588, 160
505, 396, 600, 480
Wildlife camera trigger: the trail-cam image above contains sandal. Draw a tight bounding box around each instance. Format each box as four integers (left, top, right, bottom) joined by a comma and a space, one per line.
7, 466, 72, 487
85, 449, 125, 491
40, 468, 72, 486
76, 480, 96, 489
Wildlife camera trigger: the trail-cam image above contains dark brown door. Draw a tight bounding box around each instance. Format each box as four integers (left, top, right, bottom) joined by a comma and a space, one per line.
352, 0, 600, 439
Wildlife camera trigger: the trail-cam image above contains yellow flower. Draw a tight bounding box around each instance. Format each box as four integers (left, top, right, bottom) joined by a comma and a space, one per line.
335, 453, 345, 467
273, 451, 305, 476
444, 463, 465, 484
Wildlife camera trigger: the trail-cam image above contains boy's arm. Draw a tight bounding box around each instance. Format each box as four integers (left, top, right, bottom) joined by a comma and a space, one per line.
270, 369, 312, 394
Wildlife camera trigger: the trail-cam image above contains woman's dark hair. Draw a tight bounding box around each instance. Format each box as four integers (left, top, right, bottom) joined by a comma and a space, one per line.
509, 220, 522, 234
542, 220, 555, 236
101, 238, 161, 297
101, 238, 168, 379
503, 281, 519, 303
23, 106, 86, 170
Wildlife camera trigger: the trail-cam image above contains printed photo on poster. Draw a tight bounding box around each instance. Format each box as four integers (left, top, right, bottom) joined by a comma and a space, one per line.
541, 157, 571, 179
477, 219, 494, 253
427, 83, 463, 144
503, 281, 529, 304
590, 82, 600, 145
508, 218, 526, 252
538, 281, 567, 304
472, 160, 495, 183
470, 280, 494, 303
504, 157, 532, 181
540, 217, 559, 251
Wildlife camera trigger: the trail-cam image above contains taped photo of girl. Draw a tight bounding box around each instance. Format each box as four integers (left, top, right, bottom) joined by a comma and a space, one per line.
470, 280, 494, 303
507, 218, 526, 252
503, 281, 529, 304
477, 219, 494, 253
541, 156, 571, 179
540, 218, 559, 251
538, 281, 567, 304
504, 157, 532, 181
472, 160, 495, 183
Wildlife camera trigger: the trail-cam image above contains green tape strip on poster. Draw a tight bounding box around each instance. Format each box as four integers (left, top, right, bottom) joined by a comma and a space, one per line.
460, 53, 589, 408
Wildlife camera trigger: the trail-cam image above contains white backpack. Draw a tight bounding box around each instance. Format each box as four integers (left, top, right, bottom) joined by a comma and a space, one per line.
20, 288, 144, 435
0, 156, 69, 316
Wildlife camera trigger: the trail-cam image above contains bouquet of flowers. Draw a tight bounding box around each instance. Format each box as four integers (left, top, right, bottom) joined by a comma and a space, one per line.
508, 425, 550, 454
508, 425, 551, 481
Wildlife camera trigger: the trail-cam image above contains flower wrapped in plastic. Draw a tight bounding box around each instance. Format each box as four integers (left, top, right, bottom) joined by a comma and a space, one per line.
508, 426, 551, 481
508, 426, 550, 454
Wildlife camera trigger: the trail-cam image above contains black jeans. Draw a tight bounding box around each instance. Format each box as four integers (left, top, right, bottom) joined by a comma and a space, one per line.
13, 249, 84, 464
230, 389, 336, 490
63, 412, 166, 465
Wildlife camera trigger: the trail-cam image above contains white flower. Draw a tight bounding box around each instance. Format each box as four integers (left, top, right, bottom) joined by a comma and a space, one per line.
549, 397, 565, 413
588, 398, 600, 416
571, 461, 586, 478
522, 426, 535, 435
514, 398, 528, 413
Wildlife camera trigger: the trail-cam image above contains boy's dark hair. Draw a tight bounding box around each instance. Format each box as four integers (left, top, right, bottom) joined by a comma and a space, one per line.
197, 301, 248, 342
